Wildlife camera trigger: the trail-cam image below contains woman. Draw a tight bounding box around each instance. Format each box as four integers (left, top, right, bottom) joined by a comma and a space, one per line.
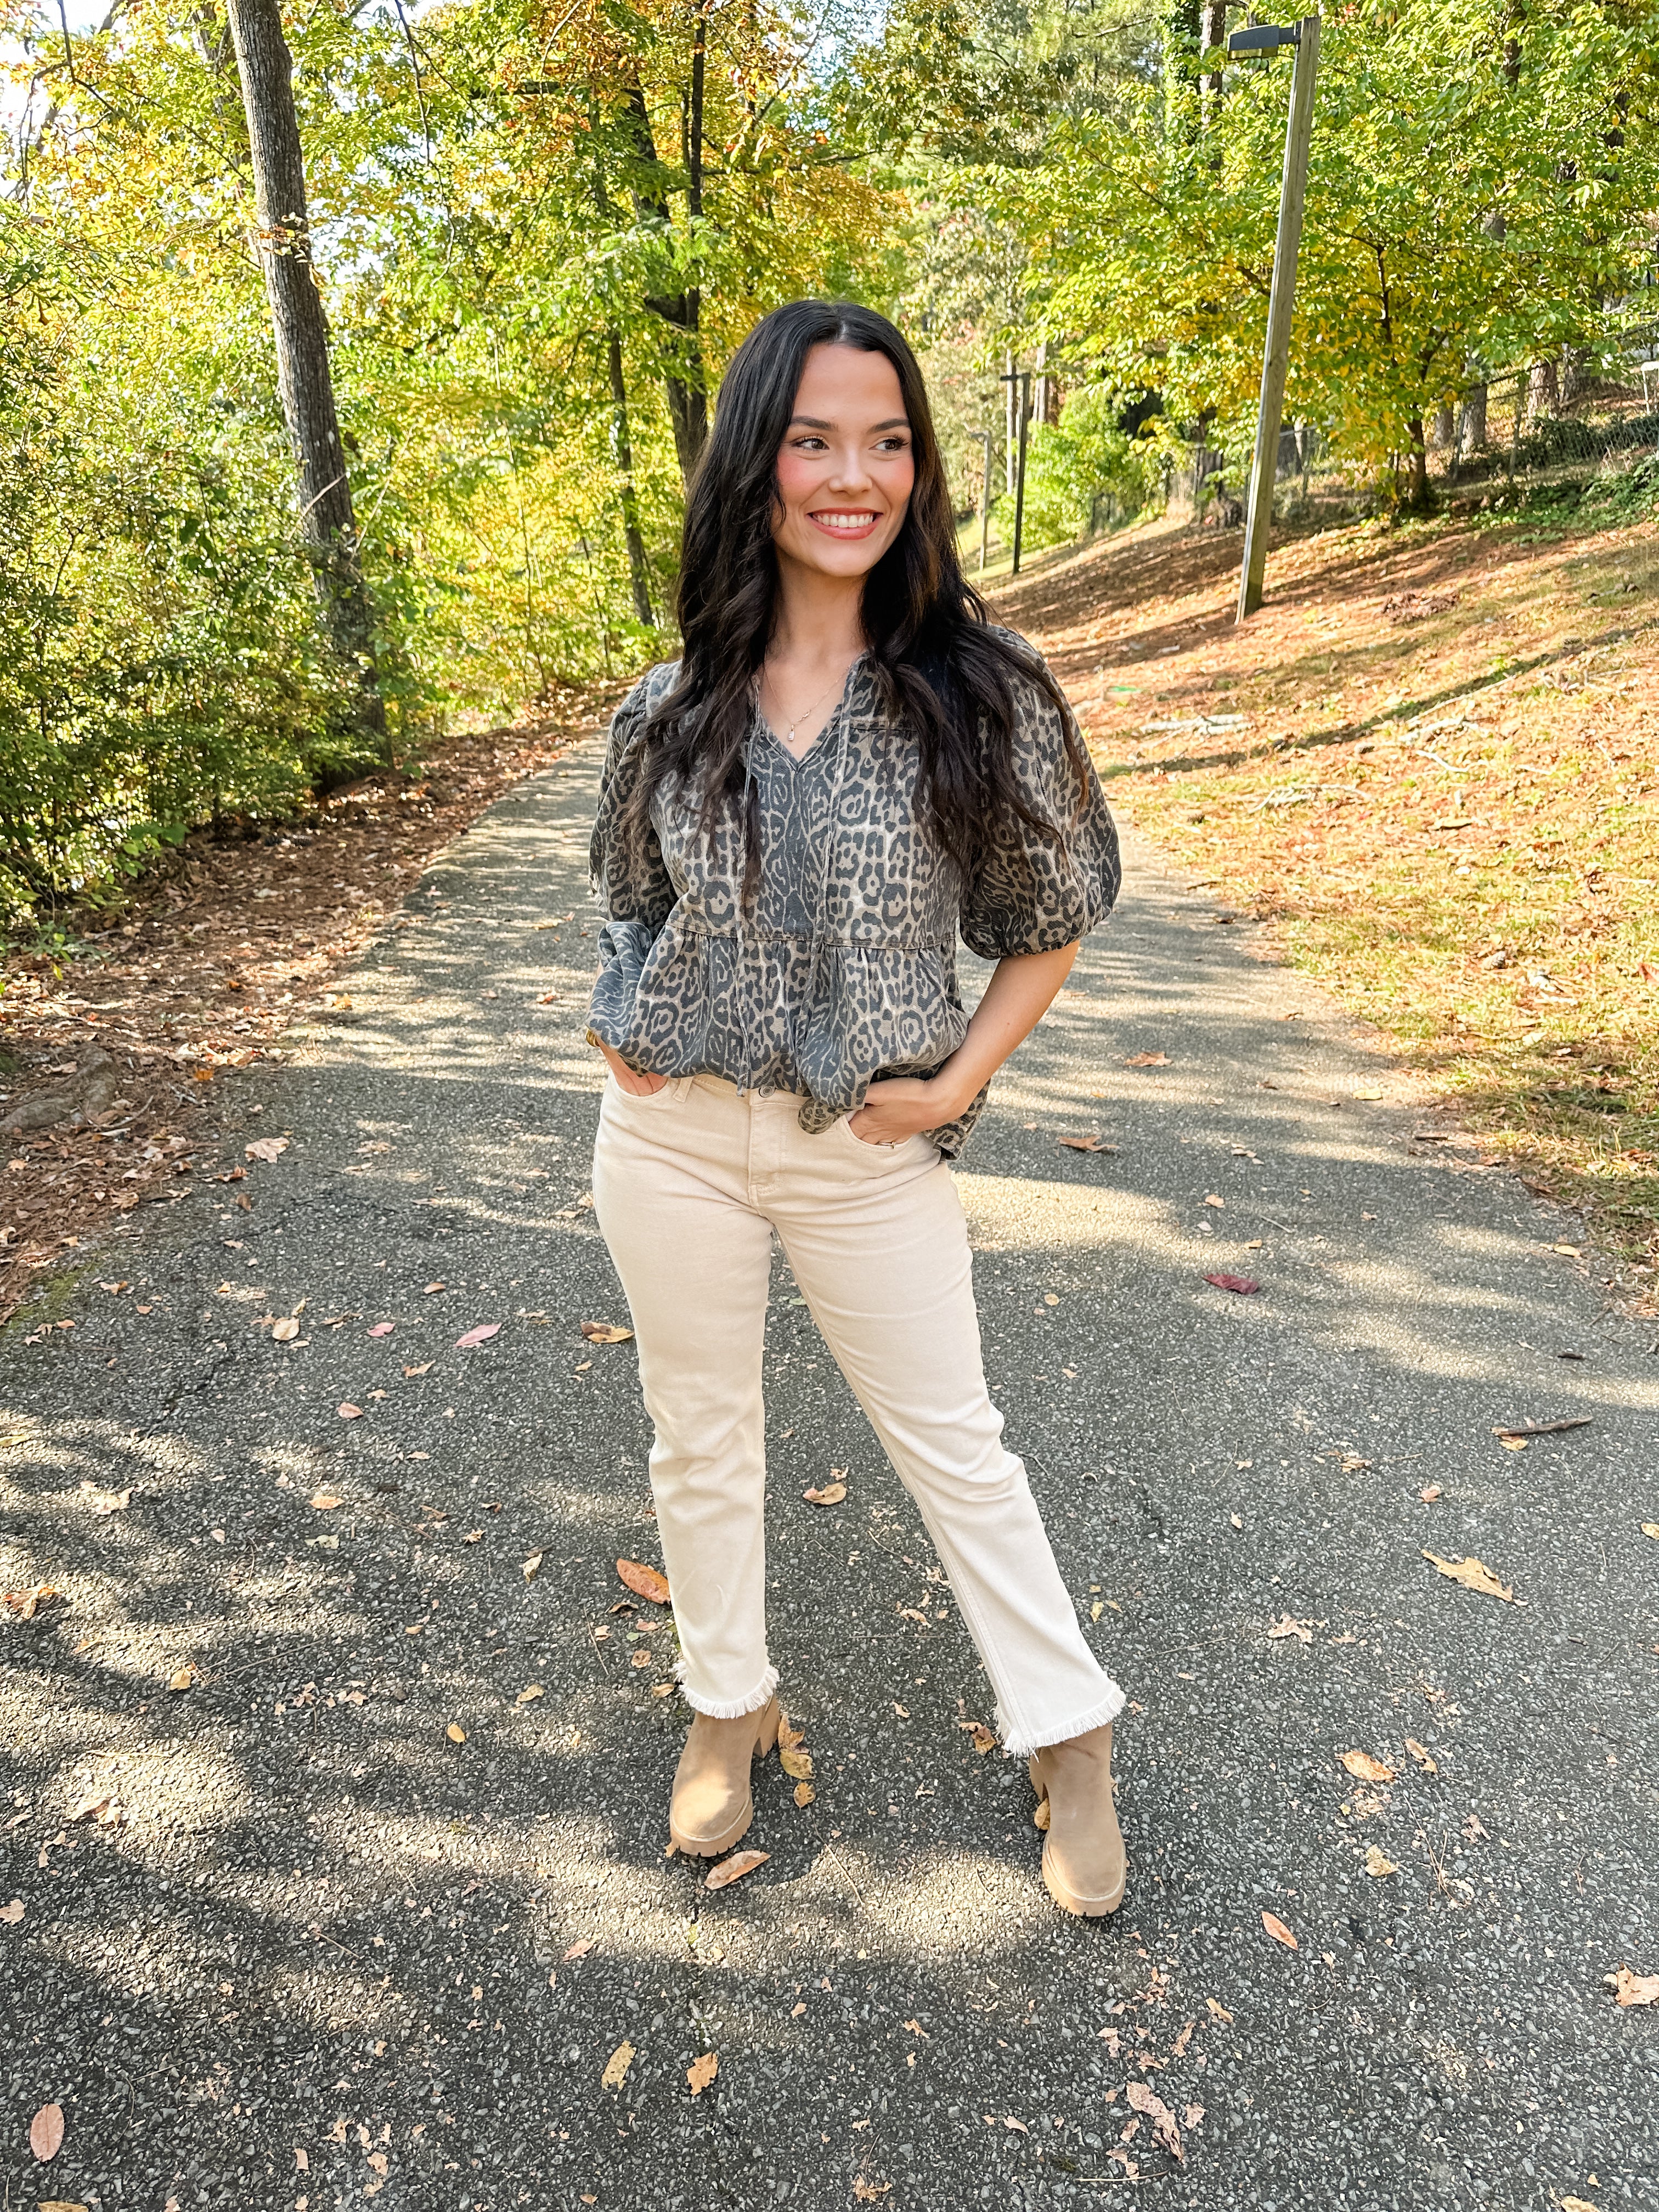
585, 300, 1126, 1917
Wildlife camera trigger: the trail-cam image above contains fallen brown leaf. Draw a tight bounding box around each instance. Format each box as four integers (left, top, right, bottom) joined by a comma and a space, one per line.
1261, 1911, 1298, 1950
245, 1136, 289, 1163
272, 1317, 301, 1343
1124, 1051, 1171, 1067
1204, 1272, 1261, 1295
1126, 2081, 1183, 2162
1057, 1134, 1118, 1153
1183, 2104, 1205, 2131
1339, 1750, 1396, 1785
777, 1712, 805, 1752
403, 1361, 433, 1376
793, 1781, 815, 1808
2, 1584, 59, 1621
455, 1322, 501, 1349
562, 1939, 594, 1961
1032, 1797, 1050, 1831
601, 2040, 635, 2091
1419, 1484, 1442, 1502
516, 1684, 544, 1706
1267, 1616, 1313, 1643
1643, 1522, 1659, 1540
337, 1403, 363, 1420
445, 1723, 466, 1743
522, 1553, 544, 1582
802, 1482, 847, 1506
852, 2182, 891, 2203
38, 2200, 89, 2211
617, 1558, 670, 1605
1205, 1997, 1233, 2023
686, 2051, 718, 2096
706, 1848, 769, 1892
1607, 1965, 1659, 2007
629, 1649, 652, 1670
957, 1719, 997, 1754
0, 1898, 24, 1923
780, 1748, 814, 1782
310, 1493, 342, 1511
366, 1321, 394, 1338
166, 1665, 196, 1692
1364, 1844, 1398, 1878
580, 1321, 634, 1344
1405, 1737, 1438, 1775
1423, 1550, 1515, 1601
30, 2102, 64, 2161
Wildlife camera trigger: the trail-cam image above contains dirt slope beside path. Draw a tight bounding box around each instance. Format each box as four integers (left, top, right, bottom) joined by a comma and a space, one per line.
992, 508, 1659, 1301
2, 740, 1656, 2211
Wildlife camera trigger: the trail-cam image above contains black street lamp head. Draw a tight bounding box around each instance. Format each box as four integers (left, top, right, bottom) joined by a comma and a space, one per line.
1227, 21, 1301, 52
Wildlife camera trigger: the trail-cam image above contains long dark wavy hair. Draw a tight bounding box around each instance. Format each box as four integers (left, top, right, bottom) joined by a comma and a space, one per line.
620, 298, 1087, 890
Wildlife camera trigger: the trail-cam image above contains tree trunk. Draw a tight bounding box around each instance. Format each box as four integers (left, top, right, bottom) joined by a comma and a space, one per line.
1402, 416, 1433, 511
1526, 358, 1559, 422
1199, 0, 1226, 112
1459, 383, 1488, 457
607, 332, 654, 628
624, 74, 708, 488
225, 0, 381, 743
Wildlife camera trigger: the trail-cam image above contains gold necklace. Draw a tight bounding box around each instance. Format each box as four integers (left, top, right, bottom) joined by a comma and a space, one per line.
760, 661, 853, 751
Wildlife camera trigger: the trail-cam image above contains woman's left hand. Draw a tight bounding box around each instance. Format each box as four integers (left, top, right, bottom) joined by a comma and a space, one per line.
846, 1075, 964, 1147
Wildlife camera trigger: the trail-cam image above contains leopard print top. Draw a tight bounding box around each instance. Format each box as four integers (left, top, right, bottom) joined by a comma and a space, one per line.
585, 635, 1119, 1158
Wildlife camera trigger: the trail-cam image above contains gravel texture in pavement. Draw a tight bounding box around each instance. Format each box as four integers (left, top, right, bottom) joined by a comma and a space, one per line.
2, 738, 1656, 2212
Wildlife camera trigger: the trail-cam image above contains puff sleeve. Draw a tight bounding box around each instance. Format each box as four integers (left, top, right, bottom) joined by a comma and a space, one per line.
960, 673, 1121, 960
586, 680, 675, 1049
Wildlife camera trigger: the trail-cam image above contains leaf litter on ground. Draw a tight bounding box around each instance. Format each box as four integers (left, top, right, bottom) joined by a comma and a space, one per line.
617, 1558, 670, 1604
705, 1849, 769, 1892
1423, 1550, 1515, 1601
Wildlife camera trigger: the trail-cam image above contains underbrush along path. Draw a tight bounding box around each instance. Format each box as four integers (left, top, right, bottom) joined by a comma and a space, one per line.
1, 738, 1655, 2210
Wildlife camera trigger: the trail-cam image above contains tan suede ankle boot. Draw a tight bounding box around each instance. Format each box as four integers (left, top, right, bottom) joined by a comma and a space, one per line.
1028, 1722, 1126, 1917
669, 1698, 781, 1857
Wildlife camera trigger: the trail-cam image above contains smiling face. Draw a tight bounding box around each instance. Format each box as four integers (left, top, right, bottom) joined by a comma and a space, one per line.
771, 342, 915, 584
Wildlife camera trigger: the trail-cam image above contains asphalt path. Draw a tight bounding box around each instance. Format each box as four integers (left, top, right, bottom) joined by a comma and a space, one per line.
3, 731, 1657, 2212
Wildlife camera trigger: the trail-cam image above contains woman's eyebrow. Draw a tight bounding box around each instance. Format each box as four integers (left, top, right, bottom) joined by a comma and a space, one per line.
786, 415, 911, 432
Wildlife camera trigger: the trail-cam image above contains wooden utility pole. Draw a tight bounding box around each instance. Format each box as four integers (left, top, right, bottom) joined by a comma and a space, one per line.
1234, 15, 1320, 623
977, 429, 993, 575
999, 366, 1031, 576
225, 0, 382, 736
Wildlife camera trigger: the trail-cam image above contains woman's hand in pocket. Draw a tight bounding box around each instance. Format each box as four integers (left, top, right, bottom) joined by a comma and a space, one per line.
592, 1037, 669, 1097
847, 1075, 952, 1145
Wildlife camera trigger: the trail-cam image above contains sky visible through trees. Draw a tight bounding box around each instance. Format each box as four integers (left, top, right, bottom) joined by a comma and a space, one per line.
1, 0, 1655, 912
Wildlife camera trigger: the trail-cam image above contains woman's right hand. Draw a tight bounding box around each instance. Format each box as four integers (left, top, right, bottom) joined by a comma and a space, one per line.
592, 1035, 669, 1096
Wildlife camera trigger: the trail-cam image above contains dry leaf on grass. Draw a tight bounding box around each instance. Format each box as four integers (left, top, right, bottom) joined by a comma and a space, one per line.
1364, 1845, 1398, 1878
1204, 1273, 1261, 1295
1606, 1965, 1659, 2007
1126, 2082, 1184, 2162
802, 1482, 847, 1506
617, 1558, 670, 1604
706, 1849, 769, 1892
601, 2041, 635, 2091
793, 1781, 815, 1808
1405, 1737, 1438, 1774
686, 2051, 719, 2096
0, 1899, 24, 1924
1340, 1750, 1396, 1785
1261, 1911, 1298, 1950
1423, 1550, 1515, 1601
1267, 1616, 1313, 1644
1124, 1051, 1171, 1067
30, 2103, 65, 2161
245, 1136, 289, 1163
780, 1748, 814, 1782
580, 1321, 634, 1344
455, 1323, 501, 1349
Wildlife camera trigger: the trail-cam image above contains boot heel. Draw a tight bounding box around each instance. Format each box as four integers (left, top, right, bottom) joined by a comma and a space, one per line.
755, 1701, 781, 1759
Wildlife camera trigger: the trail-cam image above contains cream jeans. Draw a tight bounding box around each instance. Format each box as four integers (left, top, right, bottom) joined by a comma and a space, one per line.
591, 1073, 1124, 1757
